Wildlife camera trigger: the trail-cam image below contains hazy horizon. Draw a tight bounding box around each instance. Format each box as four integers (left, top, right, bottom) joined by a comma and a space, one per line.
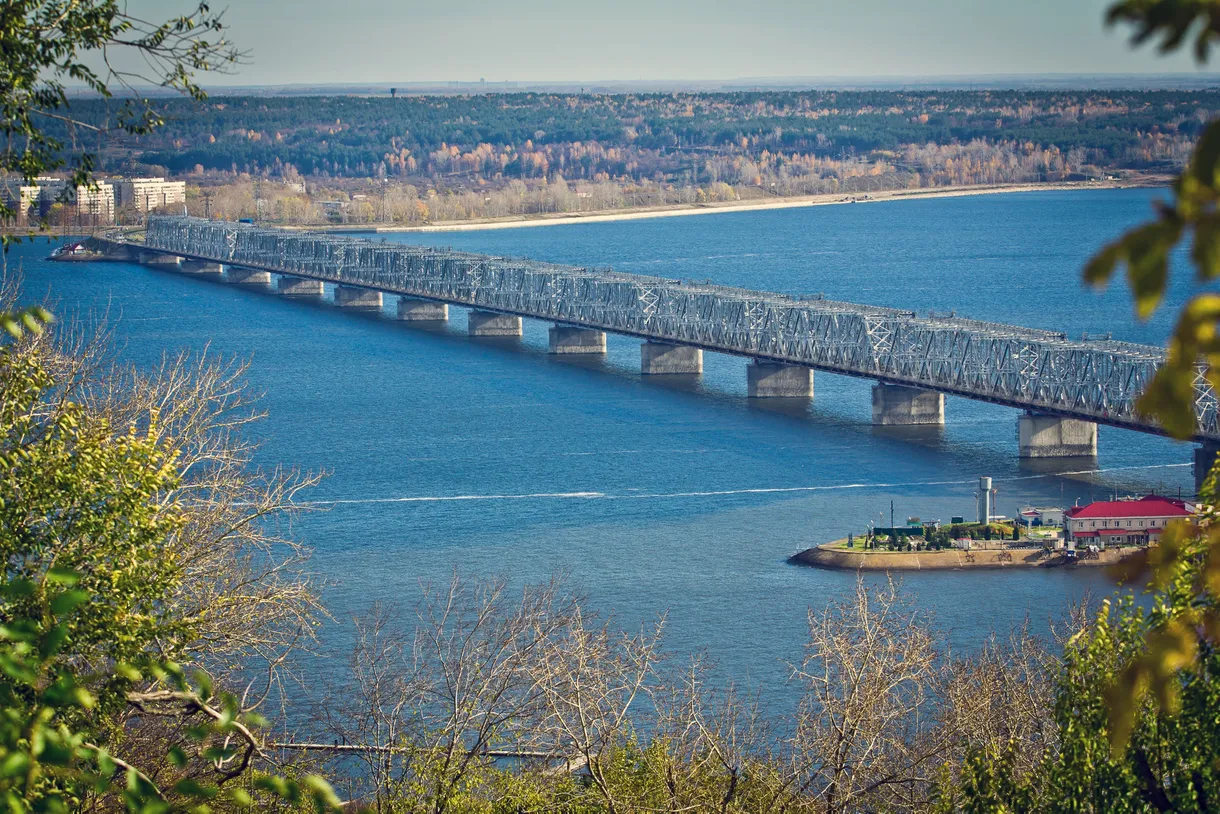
105, 1, 1210, 87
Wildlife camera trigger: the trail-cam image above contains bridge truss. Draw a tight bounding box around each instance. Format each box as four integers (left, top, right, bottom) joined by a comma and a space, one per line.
143, 215, 1220, 442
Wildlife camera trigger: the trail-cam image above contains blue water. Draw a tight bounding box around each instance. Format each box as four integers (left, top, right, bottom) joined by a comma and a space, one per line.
5, 188, 1190, 699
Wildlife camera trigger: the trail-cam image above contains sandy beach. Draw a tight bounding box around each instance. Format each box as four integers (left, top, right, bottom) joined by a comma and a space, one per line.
352, 179, 1151, 235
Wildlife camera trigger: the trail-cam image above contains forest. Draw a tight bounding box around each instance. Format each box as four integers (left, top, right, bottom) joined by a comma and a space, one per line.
78, 89, 1206, 187
46, 88, 1200, 225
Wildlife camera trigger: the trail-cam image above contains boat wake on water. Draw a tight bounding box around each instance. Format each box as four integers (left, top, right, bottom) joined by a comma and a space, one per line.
301, 463, 1191, 507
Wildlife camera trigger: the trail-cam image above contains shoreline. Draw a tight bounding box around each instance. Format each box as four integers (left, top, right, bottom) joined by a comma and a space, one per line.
0, 179, 1162, 240
344, 179, 1151, 235
789, 541, 1138, 571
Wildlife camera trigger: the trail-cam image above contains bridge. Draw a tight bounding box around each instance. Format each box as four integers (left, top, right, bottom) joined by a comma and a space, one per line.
98, 215, 1220, 488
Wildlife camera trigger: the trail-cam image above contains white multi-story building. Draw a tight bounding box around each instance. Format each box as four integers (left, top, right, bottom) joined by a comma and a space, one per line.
1, 183, 42, 224
114, 177, 186, 213
1064, 495, 1194, 549
23, 177, 115, 224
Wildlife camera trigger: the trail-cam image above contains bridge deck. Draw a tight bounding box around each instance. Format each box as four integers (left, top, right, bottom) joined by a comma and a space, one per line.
134, 216, 1217, 442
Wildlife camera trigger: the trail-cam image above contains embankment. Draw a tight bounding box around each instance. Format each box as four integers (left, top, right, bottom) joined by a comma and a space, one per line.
788, 543, 1137, 571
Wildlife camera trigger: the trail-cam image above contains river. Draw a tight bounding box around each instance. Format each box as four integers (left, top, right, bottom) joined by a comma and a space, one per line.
7, 187, 1187, 698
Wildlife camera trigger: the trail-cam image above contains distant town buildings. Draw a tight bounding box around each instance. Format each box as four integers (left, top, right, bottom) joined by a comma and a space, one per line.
10, 177, 116, 225
2, 184, 41, 224
1064, 495, 1194, 549
114, 177, 186, 214
3, 175, 184, 226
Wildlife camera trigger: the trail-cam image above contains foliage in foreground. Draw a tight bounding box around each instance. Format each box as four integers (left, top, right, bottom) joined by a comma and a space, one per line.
0, 306, 339, 811
944, 2, 1220, 811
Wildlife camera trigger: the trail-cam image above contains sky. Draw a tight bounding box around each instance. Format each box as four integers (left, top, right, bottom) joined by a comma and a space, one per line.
128, 0, 1204, 85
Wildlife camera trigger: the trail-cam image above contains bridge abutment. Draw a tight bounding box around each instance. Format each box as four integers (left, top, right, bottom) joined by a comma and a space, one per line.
226, 267, 272, 286
549, 326, 607, 354
747, 362, 812, 397
1018, 413, 1097, 458
872, 383, 945, 425
334, 285, 383, 309
1195, 442, 1220, 495
138, 251, 181, 269
398, 297, 448, 321
278, 276, 324, 296
468, 310, 523, 336
641, 342, 702, 374
178, 260, 223, 276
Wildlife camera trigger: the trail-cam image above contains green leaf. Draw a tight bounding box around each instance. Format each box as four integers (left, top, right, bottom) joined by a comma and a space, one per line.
173, 778, 218, 799
1194, 212, 1220, 279
1192, 118, 1220, 188
303, 775, 343, 811
3, 579, 36, 599
39, 624, 70, 659
49, 589, 90, 617
114, 663, 143, 682
1136, 363, 1198, 439
226, 788, 254, 807
192, 670, 213, 702
1084, 240, 1124, 287
45, 568, 81, 586
1125, 219, 1182, 319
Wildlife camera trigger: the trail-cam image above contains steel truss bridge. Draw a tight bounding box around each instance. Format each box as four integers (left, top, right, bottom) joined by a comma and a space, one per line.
140, 215, 1219, 443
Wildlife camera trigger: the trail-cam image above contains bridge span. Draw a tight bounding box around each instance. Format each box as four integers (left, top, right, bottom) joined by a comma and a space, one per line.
106, 215, 1220, 488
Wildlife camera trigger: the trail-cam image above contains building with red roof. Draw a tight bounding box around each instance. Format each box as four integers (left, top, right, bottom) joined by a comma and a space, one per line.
1064, 495, 1194, 549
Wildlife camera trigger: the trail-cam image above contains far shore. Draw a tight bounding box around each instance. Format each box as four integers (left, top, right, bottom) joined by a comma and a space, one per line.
789, 541, 1140, 571
322, 178, 1158, 235
0, 178, 1166, 240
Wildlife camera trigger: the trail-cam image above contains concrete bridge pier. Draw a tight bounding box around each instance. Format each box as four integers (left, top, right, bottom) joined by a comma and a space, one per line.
1017, 412, 1097, 458
178, 260, 223, 276
334, 285, 383, 309
278, 276, 324, 297
468, 310, 523, 336
227, 267, 272, 286
398, 297, 448, 321
1195, 442, 1220, 495
549, 325, 607, 354
871, 383, 945, 425
641, 342, 702, 374
138, 251, 181, 269
747, 361, 812, 397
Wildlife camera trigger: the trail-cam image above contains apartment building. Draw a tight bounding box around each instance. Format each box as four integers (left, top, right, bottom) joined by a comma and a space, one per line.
114, 177, 186, 213
0, 184, 42, 224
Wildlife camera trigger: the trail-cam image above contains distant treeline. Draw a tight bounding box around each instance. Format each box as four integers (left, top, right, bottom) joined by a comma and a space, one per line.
60, 90, 1212, 186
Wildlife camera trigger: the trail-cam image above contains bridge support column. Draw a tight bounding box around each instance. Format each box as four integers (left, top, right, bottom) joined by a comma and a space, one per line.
227, 267, 271, 286
138, 251, 180, 269
1194, 442, 1220, 495
1018, 413, 1097, 458
334, 285, 383, 309
398, 297, 448, 321
179, 260, 222, 276
549, 326, 606, 354
871, 383, 944, 425
278, 276, 324, 297
641, 342, 702, 374
468, 310, 522, 336
747, 362, 812, 397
